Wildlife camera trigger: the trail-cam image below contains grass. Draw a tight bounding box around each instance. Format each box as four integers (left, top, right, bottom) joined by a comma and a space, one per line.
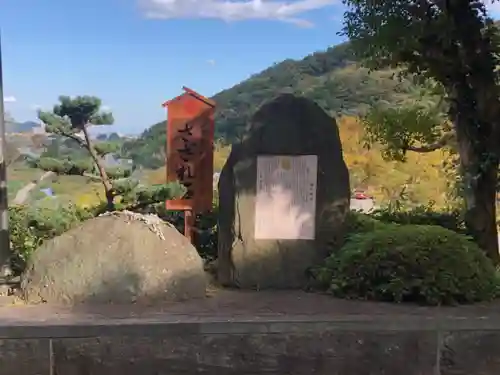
7, 163, 43, 182
6, 163, 103, 205
36, 174, 103, 200
7, 180, 26, 200
6, 163, 43, 199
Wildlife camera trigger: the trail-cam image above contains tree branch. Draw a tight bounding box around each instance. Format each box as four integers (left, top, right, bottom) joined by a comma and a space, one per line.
60, 132, 87, 149
405, 131, 455, 153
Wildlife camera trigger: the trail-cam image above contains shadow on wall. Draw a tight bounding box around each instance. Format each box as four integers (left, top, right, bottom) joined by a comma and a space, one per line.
216, 93, 351, 289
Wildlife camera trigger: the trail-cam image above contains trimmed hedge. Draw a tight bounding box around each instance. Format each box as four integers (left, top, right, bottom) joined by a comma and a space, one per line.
370, 205, 466, 234
344, 211, 394, 236
315, 225, 497, 305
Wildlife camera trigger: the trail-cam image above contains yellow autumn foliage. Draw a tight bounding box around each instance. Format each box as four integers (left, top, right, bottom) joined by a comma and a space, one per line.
143, 167, 166, 185
73, 190, 104, 208
214, 141, 231, 171
338, 116, 451, 207
140, 116, 453, 208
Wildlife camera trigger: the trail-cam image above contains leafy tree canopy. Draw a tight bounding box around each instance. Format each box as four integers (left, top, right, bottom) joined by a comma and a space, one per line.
38, 96, 114, 149
341, 0, 500, 263
38, 96, 117, 208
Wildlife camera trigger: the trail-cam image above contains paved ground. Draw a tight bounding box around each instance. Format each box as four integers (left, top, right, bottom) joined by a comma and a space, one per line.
1, 290, 500, 326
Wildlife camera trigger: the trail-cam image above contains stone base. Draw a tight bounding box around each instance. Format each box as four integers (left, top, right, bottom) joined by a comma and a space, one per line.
1, 290, 500, 374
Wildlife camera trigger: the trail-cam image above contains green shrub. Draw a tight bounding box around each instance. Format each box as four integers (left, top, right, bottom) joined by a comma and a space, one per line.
31, 157, 94, 176
344, 211, 392, 236
316, 225, 497, 305
9, 207, 43, 273
370, 205, 466, 234
9, 184, 219, 273
36, 157, 67, 174
105, 167, 132, 179
195, 200, 218, 261
9, 203, 94, 273
66, 159, 93, 175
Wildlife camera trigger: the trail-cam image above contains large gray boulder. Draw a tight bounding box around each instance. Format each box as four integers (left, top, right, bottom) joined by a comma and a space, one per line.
21, 211, 207, 304
217, 94, 350, 289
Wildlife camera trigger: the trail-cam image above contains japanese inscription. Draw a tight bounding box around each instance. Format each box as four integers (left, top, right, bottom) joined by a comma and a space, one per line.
165, 88, 215, 212
173, 119, 202, 200
254, 155, 318, 240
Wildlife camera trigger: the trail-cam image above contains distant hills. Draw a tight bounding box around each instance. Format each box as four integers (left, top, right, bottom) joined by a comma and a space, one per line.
5, 120, 40, 134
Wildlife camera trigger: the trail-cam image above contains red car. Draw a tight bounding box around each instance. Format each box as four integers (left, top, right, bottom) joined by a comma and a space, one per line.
353, 191, 371, 200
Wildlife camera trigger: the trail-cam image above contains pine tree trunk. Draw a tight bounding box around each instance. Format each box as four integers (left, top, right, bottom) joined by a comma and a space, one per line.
81, 126, 115, 210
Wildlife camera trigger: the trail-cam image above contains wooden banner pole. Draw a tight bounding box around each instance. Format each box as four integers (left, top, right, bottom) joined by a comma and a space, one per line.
163, 87, 215, 245
184, 209, 195, 244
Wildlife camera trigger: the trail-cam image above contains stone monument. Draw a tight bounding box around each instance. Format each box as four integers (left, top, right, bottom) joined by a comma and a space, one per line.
217, 94, 350, 289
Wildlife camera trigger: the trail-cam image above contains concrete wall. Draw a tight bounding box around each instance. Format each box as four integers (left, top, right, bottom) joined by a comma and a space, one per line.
350, 198, 376, 213
1, 317, 500, 374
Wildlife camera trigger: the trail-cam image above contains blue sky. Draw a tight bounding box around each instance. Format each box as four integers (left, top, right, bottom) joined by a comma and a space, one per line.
0, 0, 349, 134
2, 1, 500, 135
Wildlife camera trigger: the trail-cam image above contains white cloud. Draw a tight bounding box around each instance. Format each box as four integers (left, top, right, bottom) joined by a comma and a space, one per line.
3, 96, 16, 103
206, 59, 216, 66
486, 1, 500, 17
139, 0, 337, 27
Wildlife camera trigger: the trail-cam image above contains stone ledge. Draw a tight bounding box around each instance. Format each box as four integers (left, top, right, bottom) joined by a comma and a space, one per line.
1, 315, 500, 340
2, 290, 500, 340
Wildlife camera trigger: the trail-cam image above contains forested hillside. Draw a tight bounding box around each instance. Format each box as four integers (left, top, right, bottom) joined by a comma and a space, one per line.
123, 41, 435, 170
114, 39, 454, 206
121, 121, 166, 169
125, 41, 435, 164
212, 47, 433, 141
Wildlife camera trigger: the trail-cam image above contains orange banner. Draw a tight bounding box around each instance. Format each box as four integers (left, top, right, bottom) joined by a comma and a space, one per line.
163, 87, 215, 213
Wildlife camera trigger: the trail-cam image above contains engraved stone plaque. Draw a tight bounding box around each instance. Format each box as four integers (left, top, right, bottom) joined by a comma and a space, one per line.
255, 155, 317, 240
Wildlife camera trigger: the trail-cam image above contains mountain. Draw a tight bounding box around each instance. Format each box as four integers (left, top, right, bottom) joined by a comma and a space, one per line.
122, 121, 166, 169
123, 41, 432, 167
6, 120, 40, 134
211, 43, 430, 140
